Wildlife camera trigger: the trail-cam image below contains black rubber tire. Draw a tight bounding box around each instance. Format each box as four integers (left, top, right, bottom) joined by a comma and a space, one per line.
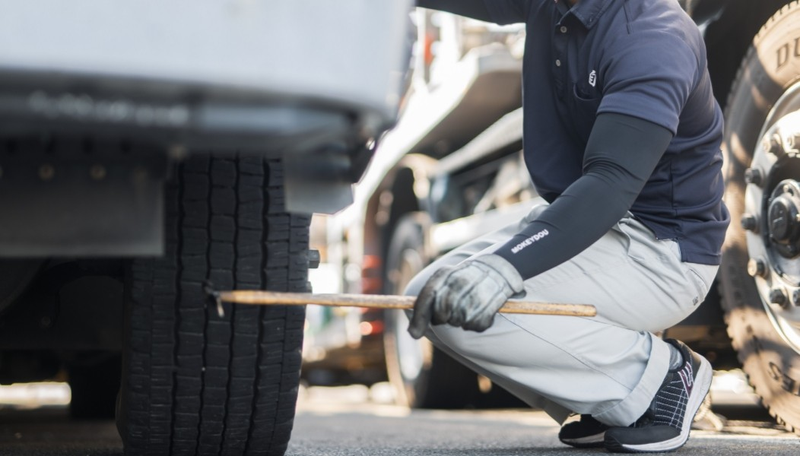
68, 354, 121, 420
718, 1, 800, 434
118, 155, 310, 455
383, 214, 483, 409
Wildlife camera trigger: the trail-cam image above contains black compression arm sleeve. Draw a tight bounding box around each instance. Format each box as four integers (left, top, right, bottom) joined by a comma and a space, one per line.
493, 113, 674, 280
416, 0, 493, 21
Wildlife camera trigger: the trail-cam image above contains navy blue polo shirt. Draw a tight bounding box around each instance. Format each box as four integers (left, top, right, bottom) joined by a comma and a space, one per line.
483, 0, 729, 264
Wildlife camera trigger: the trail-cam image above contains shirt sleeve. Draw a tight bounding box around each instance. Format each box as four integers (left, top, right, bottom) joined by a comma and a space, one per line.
598, 33, 699, 135
416, 1, 529, 25
493, 113, 673, 280
416, 0, 494, 21
481, 0, 529, 24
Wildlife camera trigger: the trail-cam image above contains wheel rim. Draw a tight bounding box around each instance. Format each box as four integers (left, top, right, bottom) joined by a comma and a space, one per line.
394, 308, 425, 380
391, 247, 428, 382
743, 81, 800, 354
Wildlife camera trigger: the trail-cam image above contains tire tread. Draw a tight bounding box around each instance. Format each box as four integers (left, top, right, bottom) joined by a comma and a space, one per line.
123, 156, 309, 455
718, 0, 800, 436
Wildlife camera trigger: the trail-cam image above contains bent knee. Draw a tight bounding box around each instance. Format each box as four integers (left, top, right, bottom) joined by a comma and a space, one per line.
403, 260, 447, 297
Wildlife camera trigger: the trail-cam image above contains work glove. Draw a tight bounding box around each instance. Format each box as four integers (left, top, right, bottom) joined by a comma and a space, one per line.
408, 254, 525, 339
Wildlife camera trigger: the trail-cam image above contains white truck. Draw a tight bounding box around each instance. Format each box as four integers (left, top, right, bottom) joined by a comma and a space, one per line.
0, 1, 414, 454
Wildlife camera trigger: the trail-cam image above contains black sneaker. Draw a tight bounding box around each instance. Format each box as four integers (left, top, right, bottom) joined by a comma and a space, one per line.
558, 414, 608, 448
604, 339, 712, 453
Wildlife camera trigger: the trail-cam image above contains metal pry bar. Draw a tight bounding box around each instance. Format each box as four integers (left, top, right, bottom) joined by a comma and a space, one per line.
210, 290, 597, 318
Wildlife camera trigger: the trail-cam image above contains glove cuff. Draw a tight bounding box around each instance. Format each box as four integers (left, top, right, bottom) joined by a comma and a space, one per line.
472, 254, 525, 295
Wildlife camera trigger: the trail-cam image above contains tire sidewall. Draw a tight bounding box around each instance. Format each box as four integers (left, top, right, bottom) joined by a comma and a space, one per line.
720, 2, 800, 431
382, 214, 432, 407
382, 214, 495, 409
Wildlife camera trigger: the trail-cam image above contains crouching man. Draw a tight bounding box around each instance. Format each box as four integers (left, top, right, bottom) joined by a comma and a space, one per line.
406, 0, 729, 452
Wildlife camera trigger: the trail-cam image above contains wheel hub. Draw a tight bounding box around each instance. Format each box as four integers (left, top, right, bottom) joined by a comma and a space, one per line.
742, 82, 800, 353
768, 181, 800, 257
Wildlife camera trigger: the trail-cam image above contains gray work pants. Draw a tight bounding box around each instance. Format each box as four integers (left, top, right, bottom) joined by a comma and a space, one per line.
404, 200, 718, 426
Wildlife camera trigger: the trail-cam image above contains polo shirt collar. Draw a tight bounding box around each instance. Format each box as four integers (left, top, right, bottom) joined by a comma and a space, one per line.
555, 0, 615, 29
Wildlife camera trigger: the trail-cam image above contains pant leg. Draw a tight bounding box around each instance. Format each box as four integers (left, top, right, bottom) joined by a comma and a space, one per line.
404, 202, 718, 426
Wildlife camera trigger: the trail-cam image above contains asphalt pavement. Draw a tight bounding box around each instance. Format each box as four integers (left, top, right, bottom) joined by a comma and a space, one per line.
287, 385, 798, 456
0, 382, 796, 456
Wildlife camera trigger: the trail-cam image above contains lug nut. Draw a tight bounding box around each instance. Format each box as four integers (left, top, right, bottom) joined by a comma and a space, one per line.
763, 133, 785, 156
787, 133, 800, 151
308, 250, 321, 269
748, 259, 767, 278
741, 214, 758, 232
770, 288, 788, 307
792, 289, 800, 307
744, 168, 764, 187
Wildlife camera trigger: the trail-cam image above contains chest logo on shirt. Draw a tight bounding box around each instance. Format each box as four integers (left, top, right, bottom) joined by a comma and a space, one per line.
588, 70, 597, 88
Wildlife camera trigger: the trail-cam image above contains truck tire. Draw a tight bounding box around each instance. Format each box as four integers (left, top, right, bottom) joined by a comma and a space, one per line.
383, 214, 483, 409
118, 155, 310, 455
719, 1, 800, 434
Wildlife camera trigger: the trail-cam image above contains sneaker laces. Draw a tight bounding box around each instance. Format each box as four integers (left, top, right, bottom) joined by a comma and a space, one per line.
634, 359, 692, 431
